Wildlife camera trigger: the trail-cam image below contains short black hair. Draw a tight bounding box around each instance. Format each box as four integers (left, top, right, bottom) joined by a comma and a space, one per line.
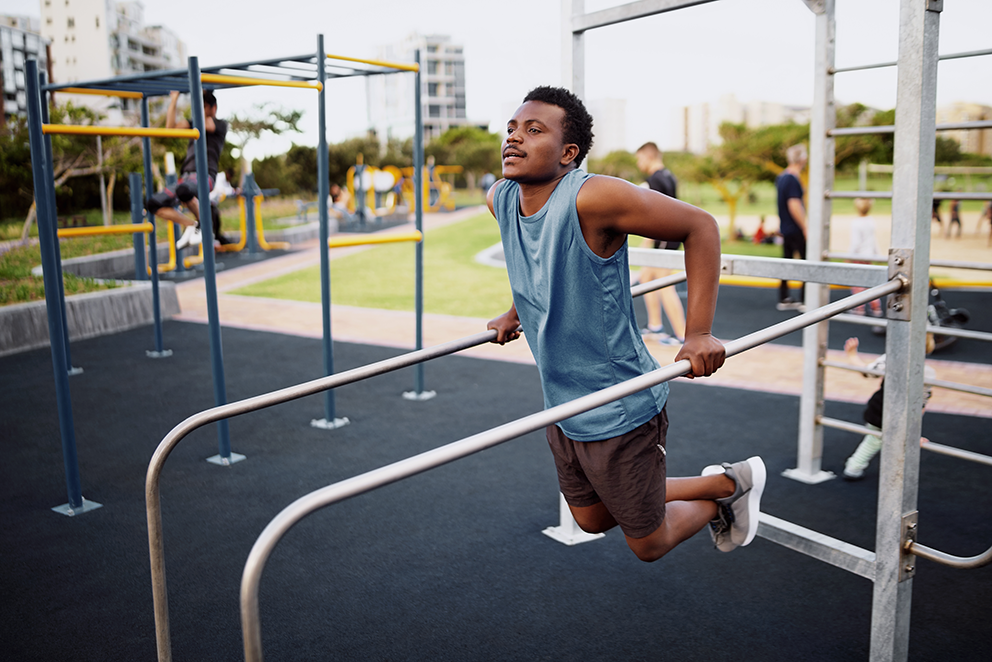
522, 86, 594, 167
203, 90, 217, 108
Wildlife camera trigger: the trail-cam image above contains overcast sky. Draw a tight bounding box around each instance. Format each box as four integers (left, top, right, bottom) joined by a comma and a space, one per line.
7, 0, 991, 160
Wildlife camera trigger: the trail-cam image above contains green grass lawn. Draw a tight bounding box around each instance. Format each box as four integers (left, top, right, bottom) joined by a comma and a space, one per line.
231, 212, 787, 317
232, 212, 514, 319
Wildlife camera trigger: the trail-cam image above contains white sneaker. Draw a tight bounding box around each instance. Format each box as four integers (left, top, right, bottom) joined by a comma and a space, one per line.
176, 224, 201, 249
704, 456, 767, 549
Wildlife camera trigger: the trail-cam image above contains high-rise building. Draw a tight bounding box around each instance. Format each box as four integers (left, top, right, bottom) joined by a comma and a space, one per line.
367, 33, 478, 142
0, 14, 50, 127
39, 0, 185, 117
936, 102, 992, 157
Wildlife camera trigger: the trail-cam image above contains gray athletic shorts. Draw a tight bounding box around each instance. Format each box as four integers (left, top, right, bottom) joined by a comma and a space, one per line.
546, 408, 668, 539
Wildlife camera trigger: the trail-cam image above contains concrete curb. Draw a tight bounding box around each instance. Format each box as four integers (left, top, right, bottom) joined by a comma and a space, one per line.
0, 281, 180, 357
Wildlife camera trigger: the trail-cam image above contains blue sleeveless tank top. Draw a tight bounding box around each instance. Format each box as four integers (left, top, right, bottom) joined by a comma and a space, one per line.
493, 168, 668, 441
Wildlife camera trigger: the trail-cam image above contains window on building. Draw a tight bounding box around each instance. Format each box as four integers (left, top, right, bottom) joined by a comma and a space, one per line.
67, 17, 74, 28
428, 105, 441, 118
96, 17, 100, 28
428, 82, 439, 97
46, 17, 52, 25
427, 60, 437, 75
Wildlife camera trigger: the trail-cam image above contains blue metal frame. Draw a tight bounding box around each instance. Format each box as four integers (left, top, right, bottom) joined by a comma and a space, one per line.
25, 38, 424, 509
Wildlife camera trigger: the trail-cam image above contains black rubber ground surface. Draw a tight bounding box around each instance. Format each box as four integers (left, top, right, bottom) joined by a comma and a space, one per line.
2, 293, 990, 661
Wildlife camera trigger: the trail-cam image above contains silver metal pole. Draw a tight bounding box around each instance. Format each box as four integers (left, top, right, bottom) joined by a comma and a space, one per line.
239, 279, 904, 661
790, 0, 835, 486
870, 1, 941, 659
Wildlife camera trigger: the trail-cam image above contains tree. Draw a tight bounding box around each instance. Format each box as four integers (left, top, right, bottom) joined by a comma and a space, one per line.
588, 150, 640, 181
427, 126, 501, 189
227, 103, 303, 178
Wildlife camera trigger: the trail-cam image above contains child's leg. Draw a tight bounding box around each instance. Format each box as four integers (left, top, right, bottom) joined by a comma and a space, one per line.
844, 424, 882, 480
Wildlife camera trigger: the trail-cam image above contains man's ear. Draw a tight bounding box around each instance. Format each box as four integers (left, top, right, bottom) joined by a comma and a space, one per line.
560, 143, 580, 166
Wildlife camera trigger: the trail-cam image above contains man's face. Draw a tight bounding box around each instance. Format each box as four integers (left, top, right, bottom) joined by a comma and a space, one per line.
501, 100, 571, 183
635, 151, 652, 174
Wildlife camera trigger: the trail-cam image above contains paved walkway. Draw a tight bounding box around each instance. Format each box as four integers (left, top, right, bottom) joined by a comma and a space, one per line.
173, 207, 992, 418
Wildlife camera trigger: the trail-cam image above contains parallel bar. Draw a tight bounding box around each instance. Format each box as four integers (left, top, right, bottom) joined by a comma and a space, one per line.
200, 72, 322, 91
239, 279, 904, 661
326, 52, 419, 72
630, 248, 890, 287
829, 120, 992, 136
59, 86, 144, 99
572, 0, 719, 32
920, 441, 992, 468
832, 314, 992, 343
908, 540, 992, 570
757, 513, 876, 580
824, 252, 992, 271
42, 124, 199, 139
819, 415, 878, 438
821, 359, 992, 398
630, 271, 686, 298
831, 47, 992, 74
57, 222, 153, 238
828, 190, 992, 201
327, 230, 422, 249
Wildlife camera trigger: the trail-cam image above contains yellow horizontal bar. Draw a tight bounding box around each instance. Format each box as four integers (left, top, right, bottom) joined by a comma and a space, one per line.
58, 87, 144, 100
201, 73, 323, 92
326, 53, 419, 73
328, 230, 422, 249
57, 222, 153, 238
42, 124, 200, 139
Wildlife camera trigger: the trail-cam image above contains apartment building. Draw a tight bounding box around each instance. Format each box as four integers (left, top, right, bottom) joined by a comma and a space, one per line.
0, 14, 50, 127
367, 33, 478, 143
936, 101, 992, 157
677, 93, 810, 154
39, 0, 185, 117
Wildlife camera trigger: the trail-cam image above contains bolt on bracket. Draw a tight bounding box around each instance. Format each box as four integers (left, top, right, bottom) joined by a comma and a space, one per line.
887, 248, 913, 321
901, 511, 919, 582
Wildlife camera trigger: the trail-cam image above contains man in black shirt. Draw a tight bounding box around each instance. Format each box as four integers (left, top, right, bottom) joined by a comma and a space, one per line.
145, 90, 228, 249
635, 142, 686, 345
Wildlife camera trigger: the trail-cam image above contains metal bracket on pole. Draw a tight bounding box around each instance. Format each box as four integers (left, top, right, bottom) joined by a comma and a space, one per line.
901, 511, 919, 581
886, 249, 912, 321
926, 0, 943, 13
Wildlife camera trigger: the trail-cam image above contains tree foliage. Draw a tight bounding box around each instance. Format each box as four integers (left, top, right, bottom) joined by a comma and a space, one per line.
425, 126, 501, 188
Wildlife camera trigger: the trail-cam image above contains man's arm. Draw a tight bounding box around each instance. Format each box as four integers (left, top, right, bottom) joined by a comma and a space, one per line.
485, 180, 522, 344
165, 91, 189, 129
576, 176, 725, 377
165, 91, 217, 132
787, 197, 807, 235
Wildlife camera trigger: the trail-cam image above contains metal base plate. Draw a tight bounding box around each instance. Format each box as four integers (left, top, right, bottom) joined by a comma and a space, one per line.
146, 349, 173, 359
206, 452, 247, 466
310, 417, 351, 430
402, 390, 437, 402
67, 366, 84, 376
542, 526, 606, 546
51, 498, 103, 517
781, 468, 836, 484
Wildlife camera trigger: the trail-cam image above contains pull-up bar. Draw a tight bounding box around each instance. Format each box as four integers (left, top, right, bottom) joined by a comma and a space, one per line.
326, 53, 419, 72
59, 87, 144, 99
42, 124, 200, 139
327, 230, 422, 249
200, 73, 323, 91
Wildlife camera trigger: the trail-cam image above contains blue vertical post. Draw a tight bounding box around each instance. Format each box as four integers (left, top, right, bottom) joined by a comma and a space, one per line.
39, 73, 80, 376
404, 50, 435, 402
244, 172, 260, 255
26, 60, 100, 516
311, 34, 348, 429
129, 172, 147, 279
141, 98, 169, 357
189, 58, 241, 464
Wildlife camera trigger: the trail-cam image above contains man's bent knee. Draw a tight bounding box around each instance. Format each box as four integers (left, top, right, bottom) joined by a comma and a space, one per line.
145, 191, 174, 216
175, 180, 196, 203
